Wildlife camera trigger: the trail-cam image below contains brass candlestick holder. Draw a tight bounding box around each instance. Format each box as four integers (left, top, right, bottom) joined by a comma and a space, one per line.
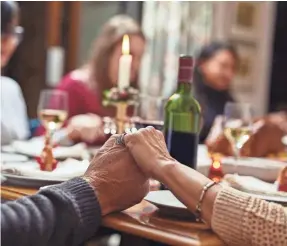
103, 87, 139, 134
115, 102, 128, 134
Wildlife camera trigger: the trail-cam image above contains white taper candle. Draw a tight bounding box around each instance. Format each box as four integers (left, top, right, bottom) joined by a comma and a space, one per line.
118, 35, 132, 90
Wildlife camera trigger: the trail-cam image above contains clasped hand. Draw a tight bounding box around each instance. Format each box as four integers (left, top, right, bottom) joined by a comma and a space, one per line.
83, 126, 176, 216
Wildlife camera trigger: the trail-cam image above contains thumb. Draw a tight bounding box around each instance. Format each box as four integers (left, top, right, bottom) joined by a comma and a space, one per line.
123, 133, 134, 150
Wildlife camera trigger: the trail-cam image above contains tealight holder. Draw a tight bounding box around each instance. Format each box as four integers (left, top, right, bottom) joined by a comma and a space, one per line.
208, 153, 224, 182
103, 86, 139, 134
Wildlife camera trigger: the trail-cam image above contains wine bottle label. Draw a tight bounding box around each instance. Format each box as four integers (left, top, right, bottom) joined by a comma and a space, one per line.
165, 112, 200, 133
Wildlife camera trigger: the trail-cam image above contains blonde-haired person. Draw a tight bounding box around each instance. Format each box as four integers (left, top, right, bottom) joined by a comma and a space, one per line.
36, 15, 145, 144
123, 127, 287, 246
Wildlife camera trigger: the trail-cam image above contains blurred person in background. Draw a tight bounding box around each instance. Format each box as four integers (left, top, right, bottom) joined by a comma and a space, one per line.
196, 42, 287, 157
36, 15, 146, 144
194, 42, 238, 143
1, 1, 30, 145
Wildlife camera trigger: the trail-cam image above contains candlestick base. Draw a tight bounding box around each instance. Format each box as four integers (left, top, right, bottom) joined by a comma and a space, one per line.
102, 86, 139, 134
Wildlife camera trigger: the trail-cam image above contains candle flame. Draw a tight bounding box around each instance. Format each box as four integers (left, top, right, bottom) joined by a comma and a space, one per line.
122, 35, 130, 55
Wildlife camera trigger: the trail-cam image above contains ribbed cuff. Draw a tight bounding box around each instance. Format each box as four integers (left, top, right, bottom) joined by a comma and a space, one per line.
41, 178, 102, 242
211, 186, 252, 246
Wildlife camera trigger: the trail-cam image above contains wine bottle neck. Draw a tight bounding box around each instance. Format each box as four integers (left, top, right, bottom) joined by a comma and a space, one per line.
177, 82, 191, 94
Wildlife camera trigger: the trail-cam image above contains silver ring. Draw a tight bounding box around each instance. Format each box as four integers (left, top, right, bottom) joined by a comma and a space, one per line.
115, 133, 126, 146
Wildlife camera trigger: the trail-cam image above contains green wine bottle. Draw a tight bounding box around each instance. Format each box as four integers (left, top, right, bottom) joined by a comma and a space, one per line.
164, 55, 201, 169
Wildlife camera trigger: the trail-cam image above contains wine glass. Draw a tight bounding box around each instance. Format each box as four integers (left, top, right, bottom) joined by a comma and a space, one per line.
38, 90, 68, 136
223, 102, 253, 164
129, 95, 166, 132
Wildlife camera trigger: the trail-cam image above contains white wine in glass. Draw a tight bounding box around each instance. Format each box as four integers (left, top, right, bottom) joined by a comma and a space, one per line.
38, 90, 68, 133
39, 109, 67, 131
223, 103, 253, 163
224, 126, 253, 151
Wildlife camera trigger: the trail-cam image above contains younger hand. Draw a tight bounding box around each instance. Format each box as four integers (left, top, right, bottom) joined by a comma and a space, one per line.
124, 127, 176, 180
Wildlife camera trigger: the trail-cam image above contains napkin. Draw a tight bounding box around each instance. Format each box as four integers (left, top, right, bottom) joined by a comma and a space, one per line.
1, 153, 29, 163
1, 158, 89, 180
222, 174, 287, 197
196, 145, 286, 182
2, 137, 88, 159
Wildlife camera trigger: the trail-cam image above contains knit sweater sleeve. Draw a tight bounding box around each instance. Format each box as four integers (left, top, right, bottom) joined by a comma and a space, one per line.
1, 178, 101, 246
211, 186, 287, 246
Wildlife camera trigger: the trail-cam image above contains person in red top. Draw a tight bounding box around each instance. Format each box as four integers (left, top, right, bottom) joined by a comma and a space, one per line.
36, 15, 146, 144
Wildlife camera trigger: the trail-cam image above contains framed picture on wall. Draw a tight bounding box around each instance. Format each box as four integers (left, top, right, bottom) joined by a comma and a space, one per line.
231, 41, 257, 94
230, 2, 259, 41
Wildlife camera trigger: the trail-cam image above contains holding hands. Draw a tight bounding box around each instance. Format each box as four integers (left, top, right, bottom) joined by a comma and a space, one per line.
83, 134, 150, 215
81, 127, 287, 246
83, 127, 176, 215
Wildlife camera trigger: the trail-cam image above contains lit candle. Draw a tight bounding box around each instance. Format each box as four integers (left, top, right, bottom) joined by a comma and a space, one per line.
118, 35, 132, 90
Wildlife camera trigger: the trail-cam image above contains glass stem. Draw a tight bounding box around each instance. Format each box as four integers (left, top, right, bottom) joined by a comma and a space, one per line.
234, 145, 240, 160
46, 128, 55, 146
233, 145, 240, 175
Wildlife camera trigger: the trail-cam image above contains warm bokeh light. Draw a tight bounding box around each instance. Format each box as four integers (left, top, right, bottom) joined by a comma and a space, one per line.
212, 160, 221, 169
122, 35, 130, 55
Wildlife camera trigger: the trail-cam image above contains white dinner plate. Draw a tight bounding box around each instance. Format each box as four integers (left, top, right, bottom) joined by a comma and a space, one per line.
145, 190, 287, 218
144, 191, 195, 220
1, 158, 88, 188
1, 152, 29, 163
2, 140, 88, 160
2, 174, 66, 188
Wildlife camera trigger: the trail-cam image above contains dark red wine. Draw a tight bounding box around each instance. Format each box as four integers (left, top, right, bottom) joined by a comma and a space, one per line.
165, 130, 198, 169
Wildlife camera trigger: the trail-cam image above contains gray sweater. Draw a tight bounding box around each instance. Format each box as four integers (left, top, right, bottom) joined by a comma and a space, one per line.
1, 178, 102, 246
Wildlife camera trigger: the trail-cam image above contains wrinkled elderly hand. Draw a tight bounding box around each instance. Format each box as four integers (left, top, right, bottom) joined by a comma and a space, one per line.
83, 135, 149, 216
67, 114, 106, 144
124, 126, 176, 180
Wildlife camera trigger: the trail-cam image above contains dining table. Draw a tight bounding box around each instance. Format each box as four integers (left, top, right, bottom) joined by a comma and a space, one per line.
2, 139, 285, 246
1, 184, 224, 246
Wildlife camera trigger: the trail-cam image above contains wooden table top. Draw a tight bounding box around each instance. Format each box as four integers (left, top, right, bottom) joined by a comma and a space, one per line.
1, 185, 224, 246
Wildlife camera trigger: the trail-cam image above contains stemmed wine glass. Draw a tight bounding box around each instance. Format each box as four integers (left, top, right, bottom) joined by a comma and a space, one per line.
38, 89, 68, 137
223, 102, 253, 172
129, 95, 166, 132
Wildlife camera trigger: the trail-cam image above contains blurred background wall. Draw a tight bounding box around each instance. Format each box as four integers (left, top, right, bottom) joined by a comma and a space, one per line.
77, 2, 119, 65
3, 1, 287, 118
211, 1, 276, 116
139, 1, 213, 99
